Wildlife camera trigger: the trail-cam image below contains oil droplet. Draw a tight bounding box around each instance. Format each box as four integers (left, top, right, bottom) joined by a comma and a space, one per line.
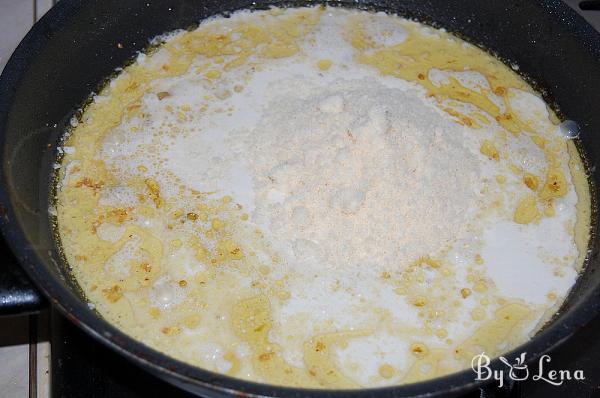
559, 120, 580, 139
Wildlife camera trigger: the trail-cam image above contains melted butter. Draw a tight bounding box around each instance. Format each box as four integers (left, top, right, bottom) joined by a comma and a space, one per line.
456, 303, 531, 360
348, 16, 585, 226
231, 294, 367, 387
232, 295, 318, 387
402, 349, 446, 383
111, 226, 163, 291
64, 7, 323, 164
349, 20, 532, 134
568, 141, 592, 271
303, 331, 369, 388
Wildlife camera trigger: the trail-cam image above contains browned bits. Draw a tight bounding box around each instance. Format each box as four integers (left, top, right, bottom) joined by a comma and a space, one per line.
126, 103, 141, 113
102, 285, 123, 303
460, 288, 472, 298
186, 212, 198, 221
126, 81, 139, 91
461, 116, 473, 127
258, 352, 275, 361
523, 174, 539, 191
179, 280, 188, 287
230, 247, 242, 258
494, 86, 506, 96
156, 91, 171, 100
161, 326, 182, 336
315, 341, 326, 352
107, 208, 129, 224
74, 177, 103, 190
410, 342, 428, 357
539, 169, 567, 199
144, 178, 162, 208
140, 262, 152, 272
417, 73, 426, 80
412, 296, 427, 307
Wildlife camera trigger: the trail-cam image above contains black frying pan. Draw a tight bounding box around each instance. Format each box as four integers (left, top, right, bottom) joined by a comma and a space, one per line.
1, 1, 600, 397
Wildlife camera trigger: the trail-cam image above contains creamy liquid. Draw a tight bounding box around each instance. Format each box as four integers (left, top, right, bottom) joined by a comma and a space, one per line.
55, 7, 591, 388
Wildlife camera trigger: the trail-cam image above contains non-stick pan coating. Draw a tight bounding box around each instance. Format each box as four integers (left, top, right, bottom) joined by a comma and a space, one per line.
1, 1, 599, 397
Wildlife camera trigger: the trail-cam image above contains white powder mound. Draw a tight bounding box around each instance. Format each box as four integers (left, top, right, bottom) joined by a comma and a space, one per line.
246, 77, 483, 272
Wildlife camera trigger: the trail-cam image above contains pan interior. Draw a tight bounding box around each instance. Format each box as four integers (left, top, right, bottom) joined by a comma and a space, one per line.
0, 0, 599, 396
51, 4, 594, 390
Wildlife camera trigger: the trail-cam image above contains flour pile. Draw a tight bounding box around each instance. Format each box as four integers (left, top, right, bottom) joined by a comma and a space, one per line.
245, 77, 483, 272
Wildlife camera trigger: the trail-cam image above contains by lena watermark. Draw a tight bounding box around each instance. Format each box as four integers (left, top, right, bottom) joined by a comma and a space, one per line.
471, 352, 585, 387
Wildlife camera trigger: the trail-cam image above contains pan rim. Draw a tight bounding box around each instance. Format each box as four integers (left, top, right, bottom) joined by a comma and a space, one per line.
1, 0, 600, 396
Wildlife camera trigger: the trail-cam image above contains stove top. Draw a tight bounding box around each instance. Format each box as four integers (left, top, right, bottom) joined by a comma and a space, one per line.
50, 309, 196, 398
2, 1, 600, 397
